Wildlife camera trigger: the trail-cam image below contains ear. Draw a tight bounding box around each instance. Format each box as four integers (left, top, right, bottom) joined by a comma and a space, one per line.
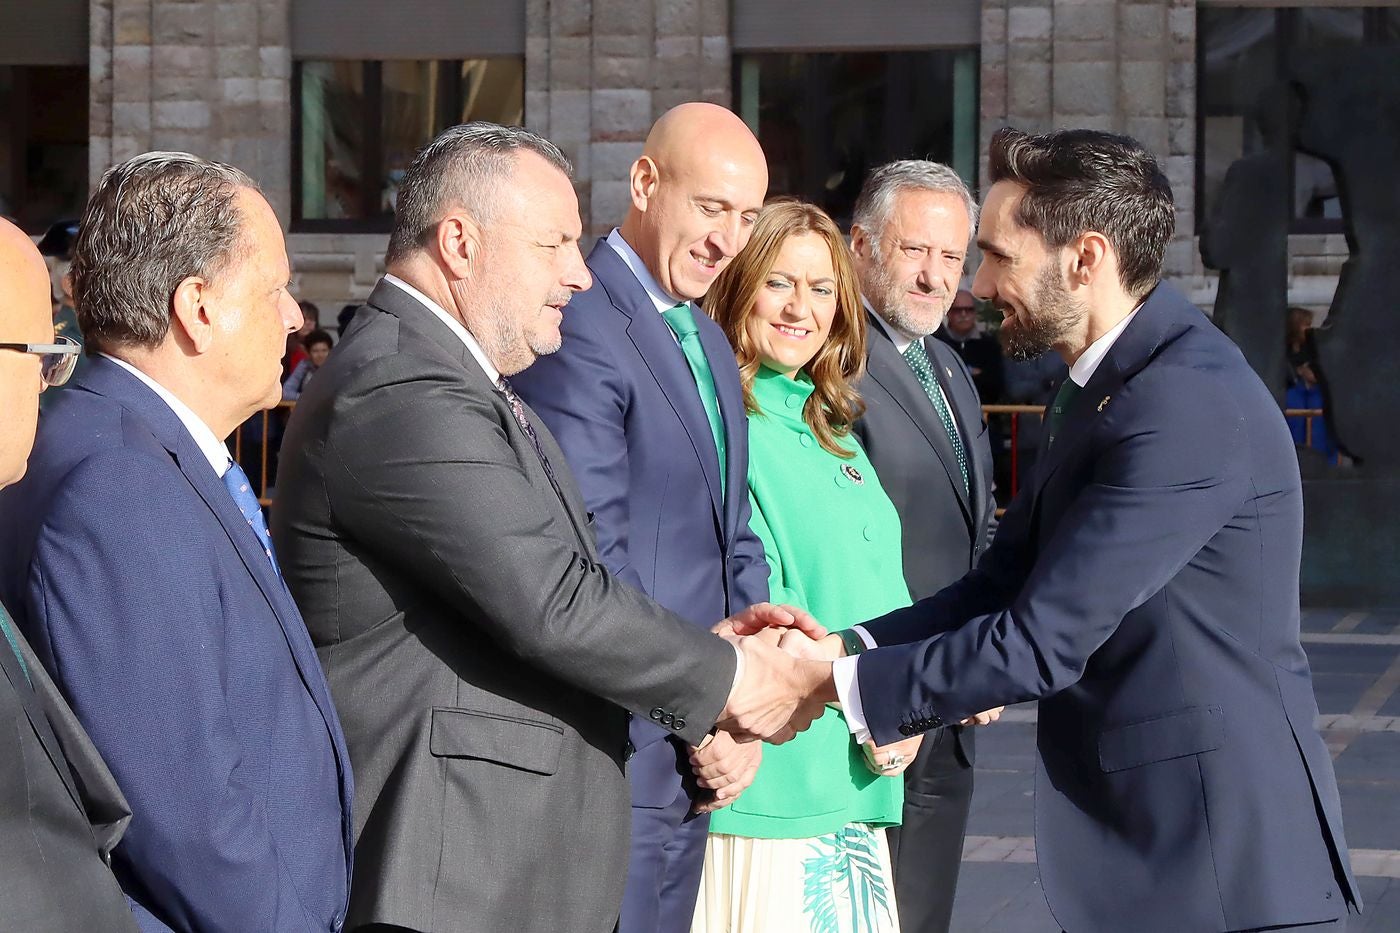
436, 211, 483, 281
849, 224, 871, 259
629, 156, 659, 212
170, 275, 215, 354
1069, 231, 1112, 289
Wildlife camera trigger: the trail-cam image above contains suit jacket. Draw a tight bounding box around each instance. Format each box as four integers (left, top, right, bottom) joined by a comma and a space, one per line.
271, 280, 736, 933
511, 239, 769, 806
0, 358, 354, 933
0, 609, 139, 932
856, 284, 1359, 932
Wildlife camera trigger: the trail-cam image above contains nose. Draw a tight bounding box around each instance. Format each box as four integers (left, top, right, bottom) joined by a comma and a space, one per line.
281, 291, 304, 334
971, 261, 995, 302
562, 243, 592, 293
784, 286, 809, 321
712, 213, 747, 259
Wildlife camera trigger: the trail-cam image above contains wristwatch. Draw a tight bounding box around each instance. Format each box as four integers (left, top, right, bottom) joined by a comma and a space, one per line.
837, 629, 867, 658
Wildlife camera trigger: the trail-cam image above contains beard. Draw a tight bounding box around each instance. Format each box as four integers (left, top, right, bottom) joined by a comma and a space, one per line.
997, 261, 1087, 361
864, 251, 950, 339
484, 291, 571, 376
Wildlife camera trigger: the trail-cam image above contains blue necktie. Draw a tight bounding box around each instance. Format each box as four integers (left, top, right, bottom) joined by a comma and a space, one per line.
223, 461, 280, 574
0, 601, 30, 686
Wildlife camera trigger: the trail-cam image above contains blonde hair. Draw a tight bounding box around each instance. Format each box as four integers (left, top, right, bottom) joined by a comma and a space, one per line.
703, 199, 866, 458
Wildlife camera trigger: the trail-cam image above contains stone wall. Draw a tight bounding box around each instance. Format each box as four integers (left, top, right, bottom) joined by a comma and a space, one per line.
90, 0, 292, 221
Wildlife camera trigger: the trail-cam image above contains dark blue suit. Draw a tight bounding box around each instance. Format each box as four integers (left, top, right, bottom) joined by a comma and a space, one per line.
513, 239, 768, 931
0, 358, 354, 932
855, 284, 1359, 932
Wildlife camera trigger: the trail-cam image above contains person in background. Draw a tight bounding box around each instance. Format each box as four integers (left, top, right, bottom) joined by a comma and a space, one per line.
337, 302, 359, 339
999, 348, 1067, 494
0, 216, 139, 932
1285, 305, 1359, 464
284, 299, 320, 378
934, 289, 1003, 404
695, 200, 918, 933
282, 328, 333, 400
37, 219, 87, 404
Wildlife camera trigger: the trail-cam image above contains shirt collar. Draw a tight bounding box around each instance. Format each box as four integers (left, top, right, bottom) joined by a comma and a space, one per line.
99, 354, 232, 478
382, 274, 502, 384
605, 228, 686, 314
1068, 304, 1142, 387
863, 298, 917, 355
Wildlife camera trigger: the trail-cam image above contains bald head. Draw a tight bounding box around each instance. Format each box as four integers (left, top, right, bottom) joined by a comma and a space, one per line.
0, 219, 57, 486
620, 102, 769, 301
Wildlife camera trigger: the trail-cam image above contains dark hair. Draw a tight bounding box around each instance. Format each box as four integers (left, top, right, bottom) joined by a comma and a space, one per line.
987, 127, 1174, 298
71, 151, 256, 353
298, 300, 320, 323
303, 328, 333, 350
704, 199, 866, 459
386, 122, 572, 266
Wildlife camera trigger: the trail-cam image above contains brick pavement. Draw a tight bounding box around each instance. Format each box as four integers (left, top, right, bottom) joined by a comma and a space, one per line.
948, 608, 1400, 932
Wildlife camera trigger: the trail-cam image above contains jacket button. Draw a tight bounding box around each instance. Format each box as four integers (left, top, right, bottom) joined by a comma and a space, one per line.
899, 724, 914, 736
661, 713, 674, 725
623, 740, 636, 761
650, 708, 664, 721
862, 525, 873, 542
799, 434, 814, 448
674, 718, 686, 731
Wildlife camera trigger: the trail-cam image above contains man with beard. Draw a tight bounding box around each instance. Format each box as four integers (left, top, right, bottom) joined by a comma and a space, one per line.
511, 103, 773, 933
846, 160, 998, 933
786, 127, 1359, 932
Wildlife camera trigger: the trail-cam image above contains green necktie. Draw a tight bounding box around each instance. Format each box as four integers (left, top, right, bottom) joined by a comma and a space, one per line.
1046, 377, 1082, 449
902, 341, 969, 494
0, 601, 31, 686
661, 302, 726, 495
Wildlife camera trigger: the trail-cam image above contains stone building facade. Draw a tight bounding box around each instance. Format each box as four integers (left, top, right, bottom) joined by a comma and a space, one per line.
3, 0, 1363, 311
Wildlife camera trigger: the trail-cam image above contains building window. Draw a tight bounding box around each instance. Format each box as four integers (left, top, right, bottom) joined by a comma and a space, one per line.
0, 65, 88, 233
292, 58, 524, 232
735, 50, 979, 227
1197, 6, 1400, 233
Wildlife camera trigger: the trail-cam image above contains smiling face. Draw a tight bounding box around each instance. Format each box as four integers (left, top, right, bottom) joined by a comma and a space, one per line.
973, 180, 1087, 361
853, 188, 970, 341
457, 150, 592, 376
745, 232, 839, 378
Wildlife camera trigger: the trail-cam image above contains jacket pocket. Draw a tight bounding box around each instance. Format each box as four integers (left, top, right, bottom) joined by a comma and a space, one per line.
429, 707, 564, 776
1097, 705, 1224, 773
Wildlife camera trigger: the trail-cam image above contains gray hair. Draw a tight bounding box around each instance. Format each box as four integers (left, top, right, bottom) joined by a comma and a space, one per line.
71, 151, 257, 353
852, 160, 978, 254
385, 122, 573, 265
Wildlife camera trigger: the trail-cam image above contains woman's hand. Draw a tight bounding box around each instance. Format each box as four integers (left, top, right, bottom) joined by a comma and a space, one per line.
861, 733, 922, 777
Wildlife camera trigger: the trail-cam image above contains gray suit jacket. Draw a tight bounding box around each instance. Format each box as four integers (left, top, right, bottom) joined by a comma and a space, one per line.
0, 607, 138, 932
272, 280, 736, 933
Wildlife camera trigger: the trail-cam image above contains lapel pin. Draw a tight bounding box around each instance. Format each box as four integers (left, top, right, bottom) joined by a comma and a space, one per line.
1097, 395, 1111, 412
841, 464, 865, 485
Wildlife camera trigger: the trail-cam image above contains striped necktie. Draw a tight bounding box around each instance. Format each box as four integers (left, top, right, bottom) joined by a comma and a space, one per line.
902, 340, 969, 494
0, 601, 31, 685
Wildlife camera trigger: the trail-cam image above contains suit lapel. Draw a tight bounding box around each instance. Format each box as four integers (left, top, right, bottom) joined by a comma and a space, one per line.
590, 243, 725, 523
864, 315, 974, 525
697, 320, 747, 541
0, 615, 86, 815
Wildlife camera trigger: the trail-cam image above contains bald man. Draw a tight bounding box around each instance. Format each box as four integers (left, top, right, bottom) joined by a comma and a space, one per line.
0, 220, 139, 930
513, 103, 772, 932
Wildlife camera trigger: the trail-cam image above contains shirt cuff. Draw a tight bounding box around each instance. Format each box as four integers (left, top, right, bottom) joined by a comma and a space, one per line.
851, 624, 877, 650
730, 640, 744, 697
832, 655, 872, 745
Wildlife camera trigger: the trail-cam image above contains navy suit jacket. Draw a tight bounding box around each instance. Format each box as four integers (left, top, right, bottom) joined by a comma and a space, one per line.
0, 358, 354, 932
856, 284, 1359, 932
512, 239, 769, 806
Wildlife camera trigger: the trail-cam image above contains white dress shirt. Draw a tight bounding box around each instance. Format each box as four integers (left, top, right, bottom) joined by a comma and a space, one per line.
834, 304, 1142, 744
382, 274, 501, 384
101, 354, 233, 478
605, 228, 684, 314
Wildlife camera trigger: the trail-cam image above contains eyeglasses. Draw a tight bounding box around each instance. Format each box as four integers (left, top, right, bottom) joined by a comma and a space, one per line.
0, 335, 82, 387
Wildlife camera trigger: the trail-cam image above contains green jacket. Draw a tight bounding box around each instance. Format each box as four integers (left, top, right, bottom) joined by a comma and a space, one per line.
710, 367, 912, 839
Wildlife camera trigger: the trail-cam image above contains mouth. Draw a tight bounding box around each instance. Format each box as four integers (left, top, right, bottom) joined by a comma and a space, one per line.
691, 250, 722, 274
771, 323, 811, 339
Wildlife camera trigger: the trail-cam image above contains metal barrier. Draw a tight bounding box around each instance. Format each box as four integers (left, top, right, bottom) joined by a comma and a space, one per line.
239, 402, 1332, 511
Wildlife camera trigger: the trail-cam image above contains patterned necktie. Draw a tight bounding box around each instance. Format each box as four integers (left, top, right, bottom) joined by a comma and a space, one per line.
0, 601, 31, 686
902, 340, 969, 493
223, 461, 281, 573
497, 376, 565, 502
660, 302, 726, 495
1046, 378, 1082, 450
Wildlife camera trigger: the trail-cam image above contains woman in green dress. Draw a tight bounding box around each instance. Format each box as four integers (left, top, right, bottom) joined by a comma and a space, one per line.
691, 200, 921, 933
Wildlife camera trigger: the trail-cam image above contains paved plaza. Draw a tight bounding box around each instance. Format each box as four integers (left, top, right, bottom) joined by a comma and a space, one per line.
949, 608, 1400, 932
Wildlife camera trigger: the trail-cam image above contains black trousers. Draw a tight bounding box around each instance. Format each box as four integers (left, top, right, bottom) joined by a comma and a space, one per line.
887, 724, 975, 933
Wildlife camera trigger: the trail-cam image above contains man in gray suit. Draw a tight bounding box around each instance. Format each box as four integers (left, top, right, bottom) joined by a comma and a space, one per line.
273, 124, 825, 933
0, 218, 138, 931
849, 161, 999, 933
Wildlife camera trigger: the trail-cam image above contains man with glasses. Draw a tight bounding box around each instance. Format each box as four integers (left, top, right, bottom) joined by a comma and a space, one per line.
0, 154, 355, 932
0, 217, 137, 930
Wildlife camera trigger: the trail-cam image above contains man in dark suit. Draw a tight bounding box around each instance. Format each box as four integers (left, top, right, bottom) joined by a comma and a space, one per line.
797, 128, 1360, 932
0, 154, 355, 932
511, 102, 772, 933
272, 123, 823, 933
846, 160, 997, 933
0, 218, 138, 931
